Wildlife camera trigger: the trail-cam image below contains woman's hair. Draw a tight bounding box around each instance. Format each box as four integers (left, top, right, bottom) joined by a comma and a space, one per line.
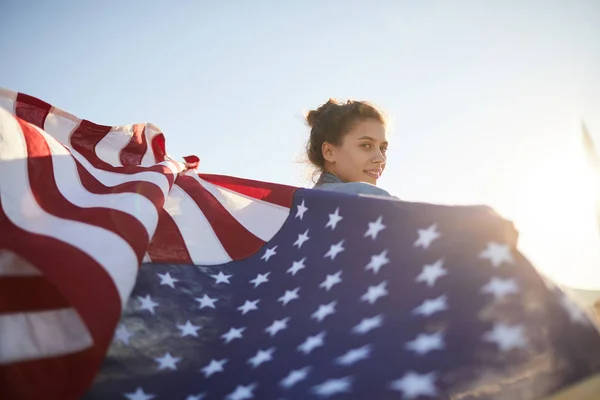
305, 98, 386, 179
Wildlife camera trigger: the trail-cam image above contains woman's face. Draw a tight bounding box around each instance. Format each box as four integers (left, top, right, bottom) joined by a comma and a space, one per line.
323, 119, 388, 185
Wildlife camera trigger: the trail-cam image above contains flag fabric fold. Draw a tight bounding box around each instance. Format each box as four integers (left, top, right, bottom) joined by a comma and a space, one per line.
1, 88, 599, 400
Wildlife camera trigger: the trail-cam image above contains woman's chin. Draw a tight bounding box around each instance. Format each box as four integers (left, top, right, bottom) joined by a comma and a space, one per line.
361, 173, 379, 185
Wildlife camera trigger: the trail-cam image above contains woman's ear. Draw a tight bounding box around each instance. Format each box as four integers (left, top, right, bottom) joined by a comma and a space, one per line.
321, 141, 336, 163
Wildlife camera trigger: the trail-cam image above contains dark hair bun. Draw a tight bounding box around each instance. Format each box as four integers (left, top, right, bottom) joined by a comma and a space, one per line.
305, 99, 340, 128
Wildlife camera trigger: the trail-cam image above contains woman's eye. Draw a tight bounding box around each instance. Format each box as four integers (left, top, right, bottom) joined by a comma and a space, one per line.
361, 143, 372, 150
381, 147, 388, 153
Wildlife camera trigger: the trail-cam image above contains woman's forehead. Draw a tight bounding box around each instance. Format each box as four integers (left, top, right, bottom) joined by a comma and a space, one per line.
347, 119, 388, 142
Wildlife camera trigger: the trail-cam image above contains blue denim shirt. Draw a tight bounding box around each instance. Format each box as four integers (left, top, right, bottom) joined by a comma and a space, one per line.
313, 172, 393, 197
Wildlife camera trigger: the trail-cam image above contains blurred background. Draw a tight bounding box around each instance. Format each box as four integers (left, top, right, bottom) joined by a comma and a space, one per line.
2, 0, 599, 307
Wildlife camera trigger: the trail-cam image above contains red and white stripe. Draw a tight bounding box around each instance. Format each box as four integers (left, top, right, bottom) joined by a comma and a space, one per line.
0, 250, 92, 366
0, 87, 298, 399
148, 170, 294, 264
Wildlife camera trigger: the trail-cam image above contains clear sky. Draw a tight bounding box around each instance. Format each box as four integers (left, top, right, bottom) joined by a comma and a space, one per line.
2, 0, 600, 290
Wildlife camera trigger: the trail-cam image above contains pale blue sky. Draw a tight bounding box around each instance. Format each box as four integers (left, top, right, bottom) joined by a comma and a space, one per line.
2, 0, 600, 289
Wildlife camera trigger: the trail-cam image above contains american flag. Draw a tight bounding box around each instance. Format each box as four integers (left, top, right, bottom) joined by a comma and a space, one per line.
1, 88, 600, 400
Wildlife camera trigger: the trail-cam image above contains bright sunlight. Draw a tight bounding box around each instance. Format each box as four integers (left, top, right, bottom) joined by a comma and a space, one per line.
491, 127, 600, 290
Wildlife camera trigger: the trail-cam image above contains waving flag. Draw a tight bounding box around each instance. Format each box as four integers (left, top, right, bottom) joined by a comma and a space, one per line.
1, 88, 600, 400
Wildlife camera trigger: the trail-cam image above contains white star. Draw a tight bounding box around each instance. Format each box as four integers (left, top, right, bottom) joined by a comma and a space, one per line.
324, 240, 345, 260
479, 242, 514, 267
311, 377, 353, 397
237, 299, 260, 314
483, 323, 528, 352
185, 394, 206, 400
559, 294, 592, 326
201, 358, 227, 378
248, 347, 275, 368
294, 229, 310, 249
413, 224, 440, 249
481, 277, 519, 300
364, 216, 386, 240
280, 366, 311, 389
389, 371, 437, 399
361, 281, 388, 304
295, 199, 308, 219
365, 249, 390, 274
221, 326, 246, 343
278, 287, 300, 306
352, 314, 383, 334
124, 387, 155, 400
261, 245, 277, 261
114, 325, 133, 345
412, 295, 448, 317
249, 272, 270, 287
211, 271, 232, 284
138, 295, 159, 314
226, 383, 257, 400
195, 294, 217, 309
326, 207, 343, 230
157, 272, 178, 288
415, 259, 447, 287
312, 301, 336, 322
320, 271, 342, 291
287, 257, 307, 276
265, 317, 290, 337
405, 331, 444, 355
177, 320, 201, 337
298, 331, 326, 354
335, 345, 372, 366
154, 352, 181, 370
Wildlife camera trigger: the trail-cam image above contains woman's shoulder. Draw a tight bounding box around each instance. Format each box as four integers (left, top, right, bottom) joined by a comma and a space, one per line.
314, 181, 393, 197
312, 172, 394, 197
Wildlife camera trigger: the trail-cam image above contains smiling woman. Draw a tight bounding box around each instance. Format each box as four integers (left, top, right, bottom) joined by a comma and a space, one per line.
304, 99, 394, 197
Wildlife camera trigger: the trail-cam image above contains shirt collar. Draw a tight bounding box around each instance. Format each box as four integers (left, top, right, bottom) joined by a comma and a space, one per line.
316, 172, 343, 186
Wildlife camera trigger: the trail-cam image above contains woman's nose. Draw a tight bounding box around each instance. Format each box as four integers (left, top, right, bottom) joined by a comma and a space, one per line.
372, 149, 386, 164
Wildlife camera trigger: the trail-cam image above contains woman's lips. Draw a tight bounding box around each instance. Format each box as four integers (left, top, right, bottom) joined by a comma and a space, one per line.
364, 170, 382, 179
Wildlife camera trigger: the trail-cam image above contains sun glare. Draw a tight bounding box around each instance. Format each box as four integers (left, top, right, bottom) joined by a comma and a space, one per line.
490, 140, 600, 290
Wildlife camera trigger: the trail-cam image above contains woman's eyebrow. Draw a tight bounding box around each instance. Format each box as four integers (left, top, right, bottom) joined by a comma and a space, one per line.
358, 136, 388, 145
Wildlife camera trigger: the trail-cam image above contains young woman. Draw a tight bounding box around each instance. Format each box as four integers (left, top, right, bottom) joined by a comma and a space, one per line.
305, 98, 393, 197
